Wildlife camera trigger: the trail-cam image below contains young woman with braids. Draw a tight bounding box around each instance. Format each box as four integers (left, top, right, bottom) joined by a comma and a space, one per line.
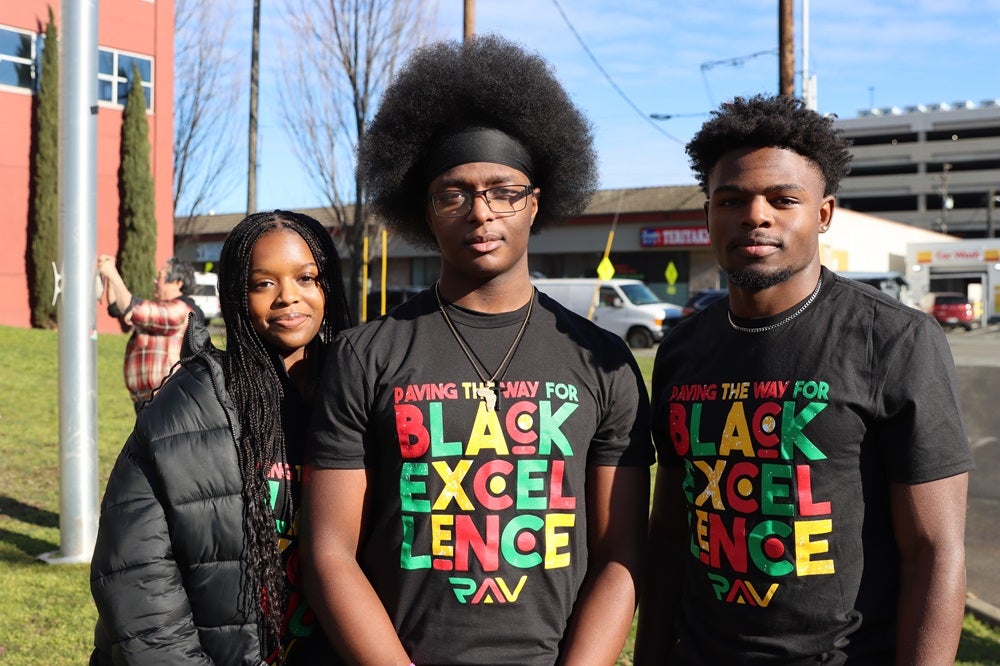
90, 210, 350, 665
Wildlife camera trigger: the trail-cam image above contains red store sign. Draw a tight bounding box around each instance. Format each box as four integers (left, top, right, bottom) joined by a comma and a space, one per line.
640, 226, 710, 248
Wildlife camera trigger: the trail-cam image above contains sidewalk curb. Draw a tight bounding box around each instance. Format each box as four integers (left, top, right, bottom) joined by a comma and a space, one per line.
967, 593, 1000, 628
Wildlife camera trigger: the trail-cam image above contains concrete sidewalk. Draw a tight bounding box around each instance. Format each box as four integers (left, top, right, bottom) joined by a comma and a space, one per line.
967, 593, 1000, 628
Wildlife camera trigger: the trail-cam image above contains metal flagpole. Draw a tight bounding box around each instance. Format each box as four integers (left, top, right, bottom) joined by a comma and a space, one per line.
39, 0, 100, 565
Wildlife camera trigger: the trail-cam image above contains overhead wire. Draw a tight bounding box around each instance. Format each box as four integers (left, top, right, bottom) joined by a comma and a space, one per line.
548, 4, 779, 147
699, 49, 778, 106
549, 0, 685, 145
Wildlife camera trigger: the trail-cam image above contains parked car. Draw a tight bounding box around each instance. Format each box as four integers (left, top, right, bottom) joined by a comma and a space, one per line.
533, 278, 682, 348
925, 292, 975, 331
836, 271, 908, 302
191, 272, 221, 321
682, 288, 728, 318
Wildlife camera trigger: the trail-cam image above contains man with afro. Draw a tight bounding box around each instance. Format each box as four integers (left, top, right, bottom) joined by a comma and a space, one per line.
304, 35, 654, 665
635, 94, 972, 664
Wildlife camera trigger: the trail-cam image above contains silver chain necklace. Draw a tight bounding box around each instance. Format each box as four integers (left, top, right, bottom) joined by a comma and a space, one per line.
434, 283, 534, 412
727, 275, 823, 334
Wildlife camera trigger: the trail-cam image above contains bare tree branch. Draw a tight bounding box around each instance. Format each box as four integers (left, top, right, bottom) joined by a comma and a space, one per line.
277, 0, 430, 320
173, 0, 243, 241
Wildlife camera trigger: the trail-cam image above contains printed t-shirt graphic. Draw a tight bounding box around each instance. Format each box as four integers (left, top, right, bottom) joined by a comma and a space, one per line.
308, 289, 653, 664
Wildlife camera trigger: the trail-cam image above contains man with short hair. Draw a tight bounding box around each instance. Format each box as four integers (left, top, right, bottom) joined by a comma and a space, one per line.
635, 94, 973, 664
303, 35, 653, 665
98, 255, 204, 410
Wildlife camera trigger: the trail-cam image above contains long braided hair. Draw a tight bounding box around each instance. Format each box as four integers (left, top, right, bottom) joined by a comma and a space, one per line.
216, 210, 351, 659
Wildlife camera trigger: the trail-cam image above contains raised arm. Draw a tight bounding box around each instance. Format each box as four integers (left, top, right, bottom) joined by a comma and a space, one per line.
301, 465, 411, 666
558, 464, 650, 664
890, 472, 969, 665
97, 255, 136, 326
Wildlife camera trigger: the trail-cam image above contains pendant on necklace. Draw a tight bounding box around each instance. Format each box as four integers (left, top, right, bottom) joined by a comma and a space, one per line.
476, 381, 497, 412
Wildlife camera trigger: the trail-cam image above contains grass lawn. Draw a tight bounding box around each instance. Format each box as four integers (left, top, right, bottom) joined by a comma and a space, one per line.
0, 327, 997, 663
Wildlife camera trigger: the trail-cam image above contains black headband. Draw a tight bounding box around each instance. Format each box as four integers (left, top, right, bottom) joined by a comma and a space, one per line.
422, 127, 534, 183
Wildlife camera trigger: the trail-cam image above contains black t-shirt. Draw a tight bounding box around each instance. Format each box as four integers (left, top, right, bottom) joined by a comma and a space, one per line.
308, 288, 654, 665
267, 373, 334, 665
651, 267, 974, 663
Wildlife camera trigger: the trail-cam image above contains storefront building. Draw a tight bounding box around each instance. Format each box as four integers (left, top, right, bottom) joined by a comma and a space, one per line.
907, 240, 1000, 324
1, 0, 175, 332
178, 186, 960, 318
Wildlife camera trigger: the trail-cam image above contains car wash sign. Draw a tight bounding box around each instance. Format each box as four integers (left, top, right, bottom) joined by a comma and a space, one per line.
640, 226, 710, 248
916, 247, 1000, 264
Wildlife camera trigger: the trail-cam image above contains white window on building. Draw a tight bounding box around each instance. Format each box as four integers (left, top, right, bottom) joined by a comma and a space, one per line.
98, 49, 153, 109
0, 25, 36, 91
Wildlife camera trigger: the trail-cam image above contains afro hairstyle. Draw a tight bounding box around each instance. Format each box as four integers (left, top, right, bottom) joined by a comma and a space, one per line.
359, 34, 598, 248
686, 94, 852, 197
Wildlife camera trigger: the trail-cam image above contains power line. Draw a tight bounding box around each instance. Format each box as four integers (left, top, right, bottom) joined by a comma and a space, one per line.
700, 49, 777, 106
700, 49, 779, 71
549, 0, 685, 145
652, 49, 778, 121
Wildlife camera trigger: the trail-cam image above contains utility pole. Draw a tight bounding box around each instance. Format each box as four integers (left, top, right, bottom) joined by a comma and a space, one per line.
801, 0, 816, 109
247, 0, 260, 214
778, 0, 794, 96
463, 0, 474, 42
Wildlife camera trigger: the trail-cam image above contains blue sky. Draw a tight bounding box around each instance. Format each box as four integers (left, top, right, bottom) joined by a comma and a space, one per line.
223, 0, 1000, 214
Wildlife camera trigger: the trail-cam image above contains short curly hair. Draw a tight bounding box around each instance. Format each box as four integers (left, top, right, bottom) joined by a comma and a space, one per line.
686, 94, 852, 196
163, 258, 196, 295
360, 34, 598, 248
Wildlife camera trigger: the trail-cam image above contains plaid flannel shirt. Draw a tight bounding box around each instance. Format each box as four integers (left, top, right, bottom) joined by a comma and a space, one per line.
122, 298, 194, 404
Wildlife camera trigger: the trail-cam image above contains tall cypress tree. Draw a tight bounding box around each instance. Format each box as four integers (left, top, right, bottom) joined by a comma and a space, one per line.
117, 64, 157, 299
28, 8, 59, 328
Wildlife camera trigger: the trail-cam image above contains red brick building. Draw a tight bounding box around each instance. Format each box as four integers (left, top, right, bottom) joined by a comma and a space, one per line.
0, 0, 174, 333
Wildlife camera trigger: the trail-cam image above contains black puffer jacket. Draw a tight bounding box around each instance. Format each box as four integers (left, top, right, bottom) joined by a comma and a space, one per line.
90, 319, 261, 665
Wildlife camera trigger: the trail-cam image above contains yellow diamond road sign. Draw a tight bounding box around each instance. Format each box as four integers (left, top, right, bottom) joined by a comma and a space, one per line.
664, 261, 678, 285
596, 257, 615, 281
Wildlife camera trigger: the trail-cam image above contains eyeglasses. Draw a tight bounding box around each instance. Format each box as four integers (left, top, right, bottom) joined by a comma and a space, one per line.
428, 184, 534, 217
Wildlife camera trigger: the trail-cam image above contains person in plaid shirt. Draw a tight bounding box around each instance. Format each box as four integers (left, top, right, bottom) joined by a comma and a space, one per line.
98, 255, 204, 410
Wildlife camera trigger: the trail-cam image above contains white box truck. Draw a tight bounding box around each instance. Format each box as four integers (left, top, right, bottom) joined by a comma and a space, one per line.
532, 278, 681, 348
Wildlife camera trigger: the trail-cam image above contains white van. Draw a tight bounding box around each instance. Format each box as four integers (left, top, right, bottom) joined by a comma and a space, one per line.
533, 278, 681, 348
191, 272, 221, 321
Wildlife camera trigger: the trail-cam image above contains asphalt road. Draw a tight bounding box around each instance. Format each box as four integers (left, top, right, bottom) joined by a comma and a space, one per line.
948, 325, 1000, 613
946, 322, 1000, 368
